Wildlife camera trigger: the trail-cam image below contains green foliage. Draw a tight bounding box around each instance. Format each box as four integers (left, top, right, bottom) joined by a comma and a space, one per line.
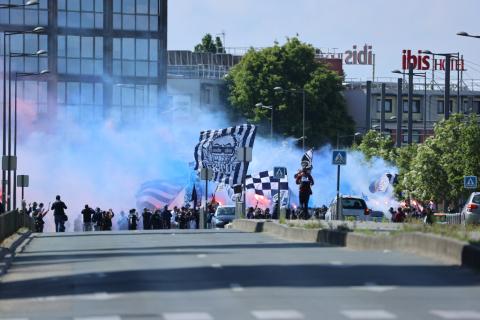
194, 33, 225, 53
226, 37, 354, 147
361, 114, 480, 205
355, 130, 395, 163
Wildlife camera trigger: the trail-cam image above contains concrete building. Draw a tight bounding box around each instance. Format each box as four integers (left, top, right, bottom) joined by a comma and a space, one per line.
0, 0, 168, 123
344, 79, 480, 144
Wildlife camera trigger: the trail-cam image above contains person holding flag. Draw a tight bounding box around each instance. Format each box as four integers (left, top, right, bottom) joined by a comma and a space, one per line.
295, 149, 314, 219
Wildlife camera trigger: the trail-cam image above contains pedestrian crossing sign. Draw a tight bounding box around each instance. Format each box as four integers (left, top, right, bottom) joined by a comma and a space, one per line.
332, 150, 347, 166
464, 176, 478, 189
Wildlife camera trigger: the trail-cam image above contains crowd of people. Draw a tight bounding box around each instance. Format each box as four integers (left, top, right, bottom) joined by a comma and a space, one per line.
17, 195, 206, 233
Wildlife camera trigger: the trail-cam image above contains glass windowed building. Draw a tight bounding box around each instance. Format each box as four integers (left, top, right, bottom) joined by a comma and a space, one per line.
0, 0, 167, 123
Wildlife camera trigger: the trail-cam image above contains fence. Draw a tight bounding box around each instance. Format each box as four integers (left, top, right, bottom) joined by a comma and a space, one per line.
0, 211, 34, 243
434, 213, 463, 225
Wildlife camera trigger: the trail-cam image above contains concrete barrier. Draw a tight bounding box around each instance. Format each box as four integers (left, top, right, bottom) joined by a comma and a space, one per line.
0, 210, 34, 244
232, 219, 480, 269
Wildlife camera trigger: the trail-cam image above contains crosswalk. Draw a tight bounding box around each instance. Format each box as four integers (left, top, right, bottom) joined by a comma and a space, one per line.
3, 310, 480, 320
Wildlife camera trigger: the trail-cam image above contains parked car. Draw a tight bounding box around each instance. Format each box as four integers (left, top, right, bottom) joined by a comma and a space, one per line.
461, 192, 480, 224
365, 210, 384, 222
211, 205, 236, 228
325, 196, 370, 221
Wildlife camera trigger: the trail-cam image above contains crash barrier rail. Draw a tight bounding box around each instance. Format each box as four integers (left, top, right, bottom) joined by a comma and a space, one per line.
434, 213, 462, 225
0, 211, 34, 244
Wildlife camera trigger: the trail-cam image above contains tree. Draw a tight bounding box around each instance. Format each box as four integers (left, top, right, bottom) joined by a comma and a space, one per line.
355, 130, 395, 163
361, 114, 480, 206
226, 37, 354, 147
194, 33, 225, 53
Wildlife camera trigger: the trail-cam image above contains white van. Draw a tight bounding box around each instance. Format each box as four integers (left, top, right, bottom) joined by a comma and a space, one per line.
325, 196, 370, 221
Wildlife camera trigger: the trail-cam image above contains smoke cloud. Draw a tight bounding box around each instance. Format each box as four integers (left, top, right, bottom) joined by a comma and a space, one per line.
14, 93, 397, 232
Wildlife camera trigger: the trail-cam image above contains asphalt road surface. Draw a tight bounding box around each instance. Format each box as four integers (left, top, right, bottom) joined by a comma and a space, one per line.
1, 229, 480, 320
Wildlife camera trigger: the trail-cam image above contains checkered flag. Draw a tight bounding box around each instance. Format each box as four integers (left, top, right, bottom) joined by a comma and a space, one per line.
245, 171, 289, 198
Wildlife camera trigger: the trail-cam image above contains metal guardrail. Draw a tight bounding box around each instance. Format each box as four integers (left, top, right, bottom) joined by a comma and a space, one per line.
0, 211, 34, 243
434, 213, 462, 225
167, 65, 230, 80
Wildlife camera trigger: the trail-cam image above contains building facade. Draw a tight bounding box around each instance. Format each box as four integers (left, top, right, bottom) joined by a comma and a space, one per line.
0, 0, 167, 123
344, 80, 480, 144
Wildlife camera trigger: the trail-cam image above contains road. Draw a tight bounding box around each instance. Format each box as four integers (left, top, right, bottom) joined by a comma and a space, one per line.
1, 229, 480, 320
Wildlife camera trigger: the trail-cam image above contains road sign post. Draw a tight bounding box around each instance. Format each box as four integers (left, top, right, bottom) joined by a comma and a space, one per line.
17, 174, 29, 204
236, 147, 253, 219
332, 151, 347, 220
200, 168, 213, 229
273, 167, 287, 220
464, 176, 478, 189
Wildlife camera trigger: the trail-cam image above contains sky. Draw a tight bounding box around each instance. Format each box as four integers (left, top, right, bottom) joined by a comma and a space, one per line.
168, 0, 480, 81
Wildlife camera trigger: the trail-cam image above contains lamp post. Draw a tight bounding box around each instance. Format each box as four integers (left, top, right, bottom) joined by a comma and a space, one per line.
392, 69, 427, 143
422, 50, 460, 121
0, 0, 39, 9
274, 86, 306, 152
457, 31, 480, 39
255, 103, 274, 141
336, 132, 362, 149
13, 70, 49, 210
8, 50, 47, 210
2, 25, 44, 210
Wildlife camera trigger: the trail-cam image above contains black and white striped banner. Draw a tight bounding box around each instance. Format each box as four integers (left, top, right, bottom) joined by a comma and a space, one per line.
194, 124, 257, 186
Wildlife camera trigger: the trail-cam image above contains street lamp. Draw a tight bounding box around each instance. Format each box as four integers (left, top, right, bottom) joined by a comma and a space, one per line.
2, 25, 45, 210
274, 86, 306, 151
7, 51, 47, 210
255, 102, 274, 140
336, 132, 361, 149
392, 69, 428, 143
457, 31, 480, 39
12, 70, 49, 210
421, 50, 460, 121
0, 0, 39, 9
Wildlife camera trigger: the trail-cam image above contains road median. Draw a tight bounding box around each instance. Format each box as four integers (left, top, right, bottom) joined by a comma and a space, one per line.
232, 219, 480, 269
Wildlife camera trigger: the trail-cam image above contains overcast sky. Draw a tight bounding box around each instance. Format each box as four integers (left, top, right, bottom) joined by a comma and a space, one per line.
168, 0, 480, 81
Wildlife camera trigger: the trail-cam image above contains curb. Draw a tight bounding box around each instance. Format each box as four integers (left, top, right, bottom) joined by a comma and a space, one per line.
0, 229, 33, 276
232, 220, 480, 269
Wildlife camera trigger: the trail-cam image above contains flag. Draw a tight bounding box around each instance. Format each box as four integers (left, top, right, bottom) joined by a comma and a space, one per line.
301, 148, 314, 169
245, 171, 289, 198
191, 185, 198, 211
194, 124, 257, 186
136, 180, 184, 210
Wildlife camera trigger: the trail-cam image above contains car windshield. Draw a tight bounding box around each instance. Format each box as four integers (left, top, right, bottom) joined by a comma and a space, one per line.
472, 195, 480, 204
216, 207, 235, 216
342, 198, 367, 209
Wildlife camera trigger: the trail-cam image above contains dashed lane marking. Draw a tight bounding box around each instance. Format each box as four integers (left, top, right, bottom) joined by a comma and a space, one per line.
341, 310, 397, 319
211, 263, 222, 268
230, 283, 244, 292
251, 310, 305, 319
74, 316, 121, 320
163, 312, 214, 320
430, 310, 480, 319
196, 254, 207, 259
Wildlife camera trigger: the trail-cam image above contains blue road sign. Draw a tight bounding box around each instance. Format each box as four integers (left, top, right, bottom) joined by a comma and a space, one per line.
464, 176, 478, 189
274, 167, 287, 179
332, 150, 347, 166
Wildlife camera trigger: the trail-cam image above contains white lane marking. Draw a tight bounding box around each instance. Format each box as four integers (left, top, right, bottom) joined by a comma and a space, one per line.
163, 312, 213, 320
74, 316, 121, 320
32, 292, 122, 302
329, 261, 344, 266
196, 254, 207, 259
341, 310, 397, 319
4, 254, 12, 258
252, 309, 304, 319
352, 282, 397, 293
430, 310, 480, 319
230, 283, 244, 292
383, 249, 391, 253
211, 263, 222, 268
